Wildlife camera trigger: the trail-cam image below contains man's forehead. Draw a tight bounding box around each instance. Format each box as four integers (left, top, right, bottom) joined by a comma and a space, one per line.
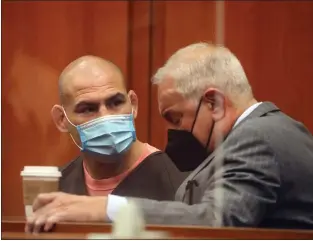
63, 68, 125, 99
157, 81, 185, 113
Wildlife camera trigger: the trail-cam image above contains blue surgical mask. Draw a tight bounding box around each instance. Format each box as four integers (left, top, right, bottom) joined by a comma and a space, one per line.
63, 109, 137, 157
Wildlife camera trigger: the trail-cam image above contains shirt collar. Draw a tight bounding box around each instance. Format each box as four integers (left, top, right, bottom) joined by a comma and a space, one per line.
233, 102, 262, 129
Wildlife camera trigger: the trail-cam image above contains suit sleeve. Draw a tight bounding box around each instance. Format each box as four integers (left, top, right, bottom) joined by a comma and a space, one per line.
128, 126, 281, 226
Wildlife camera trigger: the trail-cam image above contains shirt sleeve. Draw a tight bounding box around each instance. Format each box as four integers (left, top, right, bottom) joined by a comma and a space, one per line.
107, 194, 128, 221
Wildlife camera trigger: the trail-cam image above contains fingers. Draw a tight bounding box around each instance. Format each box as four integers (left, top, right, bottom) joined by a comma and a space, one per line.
24, 193, 93, 234
25, 213, 47, 234
32, 211, 64, 233
26, 206, 63, 233
26, 194, 63, 233
44, 215, 59, 232
25, 216, 34, 233
43, 212, 67, 232
33, 192, 60, 212
33, 213, 49, 233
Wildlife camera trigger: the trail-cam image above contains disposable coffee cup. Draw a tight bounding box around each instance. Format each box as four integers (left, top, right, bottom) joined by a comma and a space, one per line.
20, 166, 62, 217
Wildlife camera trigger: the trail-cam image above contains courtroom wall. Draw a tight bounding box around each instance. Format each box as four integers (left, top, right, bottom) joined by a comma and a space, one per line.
2, 0, 313, 217
225, 1, 313, 133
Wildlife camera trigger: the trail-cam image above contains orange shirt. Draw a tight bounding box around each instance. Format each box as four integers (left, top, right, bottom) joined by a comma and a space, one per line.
83, 143, 159, 196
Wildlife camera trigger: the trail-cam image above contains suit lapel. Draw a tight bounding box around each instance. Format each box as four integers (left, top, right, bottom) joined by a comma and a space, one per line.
175, 102, 281, 202
175, 150, 217, 201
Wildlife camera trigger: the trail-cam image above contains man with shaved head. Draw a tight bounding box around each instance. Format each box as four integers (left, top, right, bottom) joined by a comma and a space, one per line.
51, 56, 186, 200
27, 44, 313, 231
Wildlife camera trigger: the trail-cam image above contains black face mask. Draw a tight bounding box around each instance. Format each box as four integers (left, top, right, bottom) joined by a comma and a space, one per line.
165, 99, 215, 172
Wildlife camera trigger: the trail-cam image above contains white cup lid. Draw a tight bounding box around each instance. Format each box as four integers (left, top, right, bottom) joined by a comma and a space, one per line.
20, 166, 61, 178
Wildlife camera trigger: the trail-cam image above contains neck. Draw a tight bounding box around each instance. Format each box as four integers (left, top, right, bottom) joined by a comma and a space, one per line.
234, 98, 258, 121
82, 140, 145, 179
208, 98, 258, 151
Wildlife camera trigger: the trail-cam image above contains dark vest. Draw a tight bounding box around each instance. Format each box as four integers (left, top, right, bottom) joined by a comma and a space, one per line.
59, 151, 188, 201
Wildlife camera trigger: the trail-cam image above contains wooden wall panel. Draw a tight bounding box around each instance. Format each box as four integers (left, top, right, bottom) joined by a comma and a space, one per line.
225, 1, 313, 132
127, 1, 152, 142
149, 1, 217, 149
2, 1, 129, 217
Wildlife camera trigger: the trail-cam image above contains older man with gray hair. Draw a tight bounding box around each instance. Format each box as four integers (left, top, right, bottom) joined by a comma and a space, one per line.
26, 43, 313, 231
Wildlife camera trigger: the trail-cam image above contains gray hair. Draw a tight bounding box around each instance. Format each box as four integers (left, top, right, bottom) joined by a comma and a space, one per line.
152, 42, 253, 105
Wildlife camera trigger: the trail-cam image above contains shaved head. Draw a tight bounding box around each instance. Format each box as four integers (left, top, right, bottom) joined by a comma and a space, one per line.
59, 56, 125, 105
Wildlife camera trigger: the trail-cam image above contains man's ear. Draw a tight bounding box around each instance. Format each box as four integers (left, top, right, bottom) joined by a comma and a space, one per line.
51, 105, 68, 133
128, 90, 138, 119
203, 88, 225, 121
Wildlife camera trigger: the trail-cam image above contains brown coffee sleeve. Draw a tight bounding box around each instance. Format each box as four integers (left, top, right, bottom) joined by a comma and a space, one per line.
22, 180, 59, 205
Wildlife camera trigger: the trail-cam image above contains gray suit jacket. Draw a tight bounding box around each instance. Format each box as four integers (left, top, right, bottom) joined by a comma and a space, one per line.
131, 102, 313, 229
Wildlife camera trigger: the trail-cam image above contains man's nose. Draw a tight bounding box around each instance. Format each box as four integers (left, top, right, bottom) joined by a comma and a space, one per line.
98, 105, 111, 117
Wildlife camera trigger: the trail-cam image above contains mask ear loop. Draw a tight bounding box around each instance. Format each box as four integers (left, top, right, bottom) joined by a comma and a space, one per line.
62, 107, 83, 150
205, 100, 215, 150
69, 134, 83, 151
205, 121, 215, 149
129, 107, 137, 140
191, 98, 215, 151
191, 98, 203, 132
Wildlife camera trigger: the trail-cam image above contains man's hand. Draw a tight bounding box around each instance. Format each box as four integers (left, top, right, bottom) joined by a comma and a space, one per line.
25, 192, 108, 233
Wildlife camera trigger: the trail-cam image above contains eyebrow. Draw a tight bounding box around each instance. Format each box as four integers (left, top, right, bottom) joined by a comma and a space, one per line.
72, 100, 96, 114
74, 92, 126, 109
75, 100, 97, 109
104, 92, 126, 105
